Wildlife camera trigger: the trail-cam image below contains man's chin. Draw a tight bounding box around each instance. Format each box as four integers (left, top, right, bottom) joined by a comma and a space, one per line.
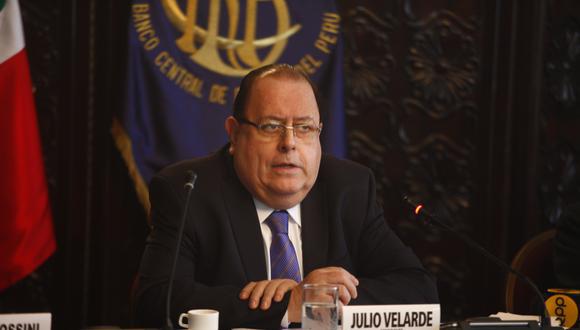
263, 186, 308, 208
269, 183, 305, 196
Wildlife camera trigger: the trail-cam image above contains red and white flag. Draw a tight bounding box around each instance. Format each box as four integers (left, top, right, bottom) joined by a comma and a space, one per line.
0, 0, 56, 291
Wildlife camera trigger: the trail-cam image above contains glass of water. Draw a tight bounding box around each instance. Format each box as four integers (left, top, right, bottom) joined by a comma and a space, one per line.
301, 284, 339, 330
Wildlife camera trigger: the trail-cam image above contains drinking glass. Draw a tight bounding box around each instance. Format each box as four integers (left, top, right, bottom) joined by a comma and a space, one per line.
301, 284, 339, 330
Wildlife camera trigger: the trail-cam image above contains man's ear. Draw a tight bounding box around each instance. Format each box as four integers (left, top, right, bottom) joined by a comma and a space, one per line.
224, 116, 238, 154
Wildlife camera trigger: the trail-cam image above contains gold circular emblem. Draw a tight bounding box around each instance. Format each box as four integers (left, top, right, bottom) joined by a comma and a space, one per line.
161, 0, 301, 76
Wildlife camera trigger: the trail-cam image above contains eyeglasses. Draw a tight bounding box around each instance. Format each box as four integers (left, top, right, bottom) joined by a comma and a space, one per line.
236, 117, 323, 140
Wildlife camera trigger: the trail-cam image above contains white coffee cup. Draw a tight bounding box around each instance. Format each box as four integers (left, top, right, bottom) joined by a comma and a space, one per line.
178, 309, 219, 330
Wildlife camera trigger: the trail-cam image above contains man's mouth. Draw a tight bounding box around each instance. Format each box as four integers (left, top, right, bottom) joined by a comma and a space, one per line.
272, 163, 299, 169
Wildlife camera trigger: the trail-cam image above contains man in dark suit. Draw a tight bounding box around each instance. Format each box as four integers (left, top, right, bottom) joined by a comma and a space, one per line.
135, 64, 438, 329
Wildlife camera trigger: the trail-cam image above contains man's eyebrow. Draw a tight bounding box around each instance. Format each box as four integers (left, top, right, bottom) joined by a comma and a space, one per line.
293, 116, 316, 122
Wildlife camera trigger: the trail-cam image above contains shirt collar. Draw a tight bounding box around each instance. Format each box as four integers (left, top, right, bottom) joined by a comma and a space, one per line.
253, 198, 301, 227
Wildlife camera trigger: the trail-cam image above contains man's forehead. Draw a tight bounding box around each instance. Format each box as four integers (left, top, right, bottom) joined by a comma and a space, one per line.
247, 77, 319, 113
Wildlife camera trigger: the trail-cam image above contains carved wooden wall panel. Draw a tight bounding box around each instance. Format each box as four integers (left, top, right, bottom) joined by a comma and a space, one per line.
540, 4, 580, 226
340, 0, 580, 320
340, 0, 487, 320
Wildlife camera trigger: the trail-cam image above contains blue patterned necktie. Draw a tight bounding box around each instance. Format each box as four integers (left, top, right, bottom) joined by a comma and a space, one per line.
265, 210, 302, 283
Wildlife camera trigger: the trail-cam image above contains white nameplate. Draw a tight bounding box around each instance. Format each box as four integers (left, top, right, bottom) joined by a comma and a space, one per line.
342, 304, 440, 330
0, 313, 51, 330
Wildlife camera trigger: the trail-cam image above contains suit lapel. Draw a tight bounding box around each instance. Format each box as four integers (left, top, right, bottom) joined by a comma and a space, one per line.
301, 181, 328, 275
221, 152, 268, 282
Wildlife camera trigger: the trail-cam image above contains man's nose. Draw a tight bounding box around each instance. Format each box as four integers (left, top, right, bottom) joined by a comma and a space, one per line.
278, 127, 297, 151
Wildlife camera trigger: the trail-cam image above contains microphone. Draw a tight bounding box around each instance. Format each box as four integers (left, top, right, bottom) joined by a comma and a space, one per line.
165, 171, 198, 329
403, 196, 552, 328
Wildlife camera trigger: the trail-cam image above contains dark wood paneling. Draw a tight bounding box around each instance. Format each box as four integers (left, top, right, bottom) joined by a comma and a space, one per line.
340, 0, 580, 320
539, 1, 580, 229
341, 0, 495, 320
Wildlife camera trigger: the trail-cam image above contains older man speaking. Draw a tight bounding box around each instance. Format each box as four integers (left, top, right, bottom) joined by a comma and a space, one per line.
135, 64, 438, 329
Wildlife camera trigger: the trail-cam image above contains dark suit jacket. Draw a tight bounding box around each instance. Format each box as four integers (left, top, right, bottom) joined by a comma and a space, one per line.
135, 147, 438, 329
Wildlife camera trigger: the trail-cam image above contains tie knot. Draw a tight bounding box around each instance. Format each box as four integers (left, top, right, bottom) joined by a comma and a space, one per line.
266, 210, 289, 235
